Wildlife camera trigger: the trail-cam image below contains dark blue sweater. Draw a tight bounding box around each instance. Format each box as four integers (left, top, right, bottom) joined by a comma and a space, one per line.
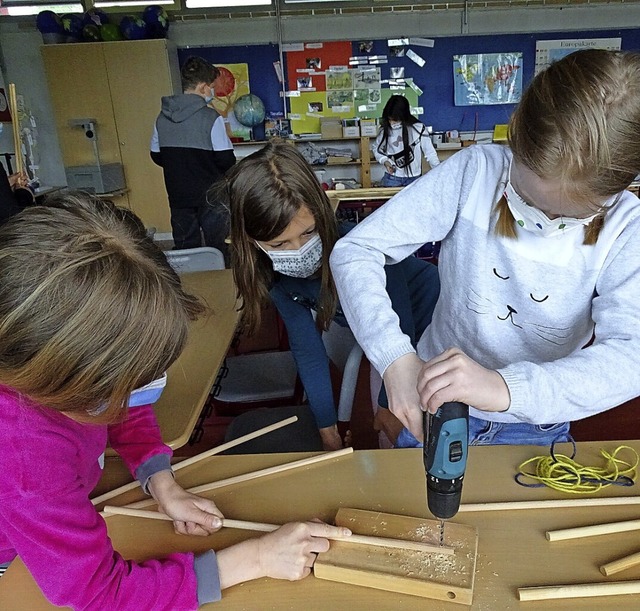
269, 224, 440, 429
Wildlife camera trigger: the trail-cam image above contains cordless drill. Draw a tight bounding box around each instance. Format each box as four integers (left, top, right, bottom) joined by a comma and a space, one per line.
423, 402, 469, 546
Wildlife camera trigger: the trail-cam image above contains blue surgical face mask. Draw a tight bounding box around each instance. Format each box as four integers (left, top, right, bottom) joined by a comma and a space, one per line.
256, 234, 323, 278
204, 88, 215, 104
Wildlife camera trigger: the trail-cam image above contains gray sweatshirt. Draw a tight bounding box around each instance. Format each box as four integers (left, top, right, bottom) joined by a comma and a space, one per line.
330, 144, 640, 424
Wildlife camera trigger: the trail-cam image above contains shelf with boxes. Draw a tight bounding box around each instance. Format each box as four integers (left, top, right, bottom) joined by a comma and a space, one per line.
234, 133, 376, 189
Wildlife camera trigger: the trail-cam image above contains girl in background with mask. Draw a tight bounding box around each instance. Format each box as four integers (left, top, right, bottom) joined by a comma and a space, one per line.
331, 50, 640, 447
225, 141, 440, 450
374, 95, 440, 187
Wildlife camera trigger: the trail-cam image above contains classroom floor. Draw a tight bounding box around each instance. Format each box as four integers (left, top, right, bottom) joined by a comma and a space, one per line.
173, 305, 640, 458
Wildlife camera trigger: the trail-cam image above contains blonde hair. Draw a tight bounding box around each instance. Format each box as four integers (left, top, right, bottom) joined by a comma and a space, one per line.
224, 140, 339, 333
0, 192, 205, 423
499, 49, 640, 243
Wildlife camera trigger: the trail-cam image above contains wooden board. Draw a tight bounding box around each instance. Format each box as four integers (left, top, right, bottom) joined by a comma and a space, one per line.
314, 508, 478, 605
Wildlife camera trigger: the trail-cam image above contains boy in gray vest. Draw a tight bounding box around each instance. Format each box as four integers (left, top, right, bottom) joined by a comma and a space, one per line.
151, 56, 235, 260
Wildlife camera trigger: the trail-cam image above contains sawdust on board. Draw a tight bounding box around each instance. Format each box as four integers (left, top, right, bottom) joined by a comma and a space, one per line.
349, 519, 472, 584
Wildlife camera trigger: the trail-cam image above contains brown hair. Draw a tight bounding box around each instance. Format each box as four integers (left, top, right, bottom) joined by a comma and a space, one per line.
499, 49, 640, 243
181, 56, 220, 92
0, 192, 205, 423
223, 140, 339, 333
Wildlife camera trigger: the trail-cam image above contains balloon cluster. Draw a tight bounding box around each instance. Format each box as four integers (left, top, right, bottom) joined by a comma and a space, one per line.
36, 6, 169, 44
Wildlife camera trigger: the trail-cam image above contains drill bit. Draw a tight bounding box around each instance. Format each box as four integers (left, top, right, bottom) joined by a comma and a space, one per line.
438, 519, 445, 547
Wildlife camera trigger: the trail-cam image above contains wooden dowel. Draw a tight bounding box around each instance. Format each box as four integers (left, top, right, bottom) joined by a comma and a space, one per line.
460, 496, 640, 513
518, 580, 640, 601
547, 519, 640, 542
101, 506, 454, 555
600, 552, 640, 577
173, 416, 298, 472
91, 416, 298, 506
8, 83, 23, 175
126, 447, 354, 510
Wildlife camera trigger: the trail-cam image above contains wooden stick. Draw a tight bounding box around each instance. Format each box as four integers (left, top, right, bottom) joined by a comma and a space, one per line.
460, 496, 640, 513
101, 506, 454, 555
547, 519, 640, 542
91, 416, 298, 506
8, 83, 23, 175
126, 447, 354, 510
600, 552, 640, 577
518, 580, 640, 601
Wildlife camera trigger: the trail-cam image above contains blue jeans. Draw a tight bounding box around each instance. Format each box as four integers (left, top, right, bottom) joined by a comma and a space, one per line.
468, 416, 572, 446
381, 172, 420, 187
394, 416, 572, 448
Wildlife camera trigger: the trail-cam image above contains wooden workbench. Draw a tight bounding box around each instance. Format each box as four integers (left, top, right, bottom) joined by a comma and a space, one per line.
3, 441, 640, 609
111, 269, 240, 452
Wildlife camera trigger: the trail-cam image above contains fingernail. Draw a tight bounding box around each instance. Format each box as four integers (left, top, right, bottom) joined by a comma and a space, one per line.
212, 517, 221, 528
341, 528, 351, 536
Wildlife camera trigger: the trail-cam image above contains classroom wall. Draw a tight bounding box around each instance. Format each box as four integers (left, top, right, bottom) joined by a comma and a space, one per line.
2, 4, 640, 187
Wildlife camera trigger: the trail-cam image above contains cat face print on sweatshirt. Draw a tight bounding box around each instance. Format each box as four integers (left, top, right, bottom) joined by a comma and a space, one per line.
464, 266, 573, 346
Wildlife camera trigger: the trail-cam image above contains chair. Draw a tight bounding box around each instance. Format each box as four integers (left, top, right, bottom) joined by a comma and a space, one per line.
214, 319, 364, 426
164, 247, 225, 274
321, 322, 364, 424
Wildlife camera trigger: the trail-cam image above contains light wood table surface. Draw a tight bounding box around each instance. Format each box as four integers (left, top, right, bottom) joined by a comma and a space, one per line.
107, 269, 239, 453
3, 441, 640, 609
326, 186, 402, 210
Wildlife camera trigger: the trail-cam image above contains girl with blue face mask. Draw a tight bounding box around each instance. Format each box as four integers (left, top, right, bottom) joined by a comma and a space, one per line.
225, 141, 440, 450
374, 95, 440, 187
331, 49, 640, 447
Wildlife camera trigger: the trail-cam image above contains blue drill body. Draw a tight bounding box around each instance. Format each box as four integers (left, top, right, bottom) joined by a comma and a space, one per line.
423, 402, 469, 520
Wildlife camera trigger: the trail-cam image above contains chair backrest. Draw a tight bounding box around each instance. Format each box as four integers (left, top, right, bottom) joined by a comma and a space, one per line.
164, 247, 225, 274
322, 322, 364, 423
322, 322, 358, 373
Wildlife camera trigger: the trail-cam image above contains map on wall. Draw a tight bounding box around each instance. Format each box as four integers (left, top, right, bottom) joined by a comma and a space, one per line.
453, 52, 522, 106
534, 38, 621, 75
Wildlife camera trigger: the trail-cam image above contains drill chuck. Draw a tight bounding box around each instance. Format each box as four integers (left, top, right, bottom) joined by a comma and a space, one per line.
424, 402, 469, 520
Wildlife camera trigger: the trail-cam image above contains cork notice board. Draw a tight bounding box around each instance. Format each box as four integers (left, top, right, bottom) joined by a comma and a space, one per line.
314, 508, 478, 605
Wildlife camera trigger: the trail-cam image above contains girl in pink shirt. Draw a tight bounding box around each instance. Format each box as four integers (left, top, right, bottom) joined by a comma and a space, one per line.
0, 193, 349, 609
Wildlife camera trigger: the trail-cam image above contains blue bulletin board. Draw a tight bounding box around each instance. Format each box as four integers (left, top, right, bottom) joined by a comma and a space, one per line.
179, 27, 640, 137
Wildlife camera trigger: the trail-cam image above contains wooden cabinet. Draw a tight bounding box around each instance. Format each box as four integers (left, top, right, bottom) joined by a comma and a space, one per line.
41, 39, 181, 232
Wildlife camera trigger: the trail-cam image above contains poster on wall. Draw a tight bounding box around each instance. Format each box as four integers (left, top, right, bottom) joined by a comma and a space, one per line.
211, 63, 252, 141
453, 52, 522, 106
534, 38, 621, 75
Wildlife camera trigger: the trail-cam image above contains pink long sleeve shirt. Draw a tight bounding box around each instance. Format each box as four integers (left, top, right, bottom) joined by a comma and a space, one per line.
0, 384, 220, 609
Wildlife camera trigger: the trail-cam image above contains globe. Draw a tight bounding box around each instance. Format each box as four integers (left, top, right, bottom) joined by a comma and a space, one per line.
100, 23, 123, 42
36, 10, 63, 34
142, 5, 169, 39
83, 8, 110, 28
234, 94, 266, 128
120, 15, 147, 41
61, 14, 84, 41
82, 24, 102, 42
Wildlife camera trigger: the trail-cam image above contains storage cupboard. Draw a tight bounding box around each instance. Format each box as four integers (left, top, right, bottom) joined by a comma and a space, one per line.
41, 39, 180, 232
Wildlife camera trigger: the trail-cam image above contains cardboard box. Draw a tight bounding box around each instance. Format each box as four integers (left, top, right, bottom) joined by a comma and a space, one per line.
321, 118, 342, 139
360, 118, 378, 137
342, 118, 360, 138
